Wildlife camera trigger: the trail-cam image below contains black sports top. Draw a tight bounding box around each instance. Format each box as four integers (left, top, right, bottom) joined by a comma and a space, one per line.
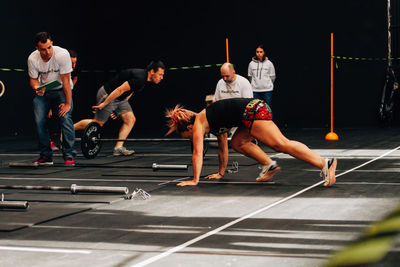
103, 68, 148, 100
205, 98, 253, 135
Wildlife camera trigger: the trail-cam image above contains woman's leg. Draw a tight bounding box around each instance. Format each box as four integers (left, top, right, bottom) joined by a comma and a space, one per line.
250, 120, 336, 186
230, 127, 281, 182
250, 120, 325, 169
230, 127, 272, 166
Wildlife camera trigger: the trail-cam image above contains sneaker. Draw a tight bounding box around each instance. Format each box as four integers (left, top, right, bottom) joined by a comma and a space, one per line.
113, 146, 135, 156
33, 157, 53, 166
50, 141, 59, 152
256, 161, 281, 182
64, 158, 75, 166
320, 158, 337, 187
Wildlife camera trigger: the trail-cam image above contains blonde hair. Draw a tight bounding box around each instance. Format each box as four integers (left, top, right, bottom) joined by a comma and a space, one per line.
165, 105, 196, 136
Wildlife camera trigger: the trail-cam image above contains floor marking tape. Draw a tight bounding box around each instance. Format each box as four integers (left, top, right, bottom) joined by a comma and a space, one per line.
335, 145, 400, 179
0, 245, 91, 254
337, 182, 400, 185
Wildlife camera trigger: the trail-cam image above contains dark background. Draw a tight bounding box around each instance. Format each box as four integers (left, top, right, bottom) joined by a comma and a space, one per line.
0, 0, 396, 138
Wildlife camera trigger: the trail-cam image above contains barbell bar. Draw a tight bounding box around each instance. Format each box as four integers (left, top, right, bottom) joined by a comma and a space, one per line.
76, 137, 192, 142
75, 163, 188, 171
9, 161, 188, 171
0, 201, 29, 210
0, 193, 29, 210
78, 122, 218, 159
152, 163, 188, 170
9, 162, 40, 168
0, 184, 129, 195
63, 162, 188, 171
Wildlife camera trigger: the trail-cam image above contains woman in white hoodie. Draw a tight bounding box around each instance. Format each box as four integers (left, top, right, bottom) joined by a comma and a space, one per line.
248, 45, 276, 109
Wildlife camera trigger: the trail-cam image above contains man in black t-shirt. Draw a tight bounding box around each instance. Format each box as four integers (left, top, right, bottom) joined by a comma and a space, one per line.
74, 60, 165, 156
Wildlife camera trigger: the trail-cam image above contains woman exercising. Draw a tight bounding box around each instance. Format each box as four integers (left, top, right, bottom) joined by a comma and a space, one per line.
165, 98, 337, 187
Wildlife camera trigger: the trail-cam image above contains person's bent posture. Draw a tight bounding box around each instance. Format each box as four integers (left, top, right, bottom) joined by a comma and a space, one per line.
28, 32, 76, 166
165, 98, 337, 187
74, 61, 165, 156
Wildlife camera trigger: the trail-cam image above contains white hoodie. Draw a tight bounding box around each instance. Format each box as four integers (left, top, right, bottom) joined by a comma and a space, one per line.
247, 57, 275, 92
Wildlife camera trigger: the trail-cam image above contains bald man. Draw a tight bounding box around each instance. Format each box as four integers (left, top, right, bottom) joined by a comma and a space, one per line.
213, 63, 253, 101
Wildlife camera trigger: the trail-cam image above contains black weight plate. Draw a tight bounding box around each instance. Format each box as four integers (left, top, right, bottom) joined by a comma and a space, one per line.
81, 122, 102, 159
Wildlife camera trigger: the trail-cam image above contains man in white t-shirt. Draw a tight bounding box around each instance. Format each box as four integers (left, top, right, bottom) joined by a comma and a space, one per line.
27, 32, 76, 166
213, 63, 253, 101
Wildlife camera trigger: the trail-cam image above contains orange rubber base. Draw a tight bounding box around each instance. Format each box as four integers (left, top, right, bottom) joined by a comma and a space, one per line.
325, 132, 339, 141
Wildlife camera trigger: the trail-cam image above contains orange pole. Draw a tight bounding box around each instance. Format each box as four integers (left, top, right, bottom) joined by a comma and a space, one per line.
330, 33, 334, 132
325, 33, 339, 141
226, 38, 229, 63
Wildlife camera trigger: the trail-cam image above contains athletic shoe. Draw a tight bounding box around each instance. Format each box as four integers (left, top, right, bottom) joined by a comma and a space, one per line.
64, 158, 75, 166
256, 161, 281, 182
50, 141, 59, 152
113, 146, 135, 156
320, 158, 337, 187
32, 157, 54, 166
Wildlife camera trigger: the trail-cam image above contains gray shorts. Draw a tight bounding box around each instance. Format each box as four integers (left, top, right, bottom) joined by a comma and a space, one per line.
94, 86, 133, 122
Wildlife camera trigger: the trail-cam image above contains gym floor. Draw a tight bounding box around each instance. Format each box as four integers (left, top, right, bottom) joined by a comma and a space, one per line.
0, 127, 400, 267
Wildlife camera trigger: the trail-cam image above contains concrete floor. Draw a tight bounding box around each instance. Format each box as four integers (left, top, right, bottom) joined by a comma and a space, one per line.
0, 127, 400, 267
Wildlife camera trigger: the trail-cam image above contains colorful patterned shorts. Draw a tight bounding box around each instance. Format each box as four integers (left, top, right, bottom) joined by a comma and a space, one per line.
241, 99, 273, 130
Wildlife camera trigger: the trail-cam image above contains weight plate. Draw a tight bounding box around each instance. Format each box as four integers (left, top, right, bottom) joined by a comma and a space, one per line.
81, 122, 102, 159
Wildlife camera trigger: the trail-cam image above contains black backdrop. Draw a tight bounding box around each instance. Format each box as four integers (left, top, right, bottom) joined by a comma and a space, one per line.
0, 0, 391, 137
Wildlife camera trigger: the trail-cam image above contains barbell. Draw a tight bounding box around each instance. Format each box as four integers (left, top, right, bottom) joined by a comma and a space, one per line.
0, 184, 129, 195
0, 193, 29, 210
77, 122, 218, 159
0, 200, 29, 210
9, 161, 188, 171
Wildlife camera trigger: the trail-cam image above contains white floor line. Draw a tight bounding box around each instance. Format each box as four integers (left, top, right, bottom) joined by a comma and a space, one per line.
130, 145, 400, 267
306, 169, 400, 173
337, 182, 400, 186
0, 245, 91, 254
333, 145, 400, 178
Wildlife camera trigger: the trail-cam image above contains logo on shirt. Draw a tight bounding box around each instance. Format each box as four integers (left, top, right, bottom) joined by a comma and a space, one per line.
220, 90, 239, 94
39, 69, 60, 76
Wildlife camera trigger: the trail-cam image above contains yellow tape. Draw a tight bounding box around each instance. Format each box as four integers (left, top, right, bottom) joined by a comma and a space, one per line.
0, 64, 224, 72
332, 56, 400, 61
